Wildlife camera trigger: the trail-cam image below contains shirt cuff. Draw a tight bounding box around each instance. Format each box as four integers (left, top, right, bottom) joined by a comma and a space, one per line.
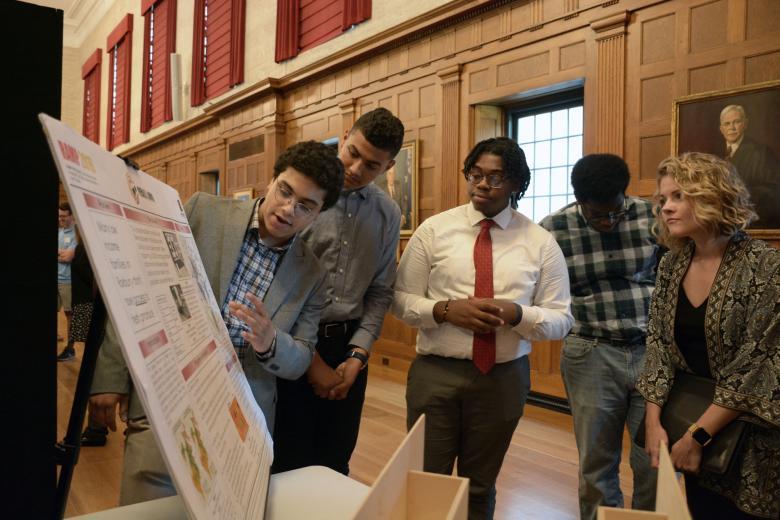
348, 328, 377, 353
419, 299, 439, 329
510, 304, 534, 336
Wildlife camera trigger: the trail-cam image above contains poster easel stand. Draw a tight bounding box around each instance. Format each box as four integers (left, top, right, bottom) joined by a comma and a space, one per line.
54, 294, 108, 519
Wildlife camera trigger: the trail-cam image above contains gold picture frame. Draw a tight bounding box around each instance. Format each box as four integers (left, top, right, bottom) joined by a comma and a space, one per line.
232, 188, 254, 201
376, 141, 418, 237
672, 80, 780, 238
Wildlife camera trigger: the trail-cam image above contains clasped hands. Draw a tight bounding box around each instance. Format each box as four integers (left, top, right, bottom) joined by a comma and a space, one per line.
307, 349, 364, 401
437, 297, 520, 333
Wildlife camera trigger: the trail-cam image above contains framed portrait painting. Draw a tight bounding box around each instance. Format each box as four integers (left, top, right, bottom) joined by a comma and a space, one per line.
375, 141, 418, 237
673, 80, 780, 236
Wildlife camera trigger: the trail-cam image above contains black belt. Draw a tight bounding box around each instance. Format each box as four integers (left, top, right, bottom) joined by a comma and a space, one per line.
568, 333, 645, 347
318, 320, 359, 339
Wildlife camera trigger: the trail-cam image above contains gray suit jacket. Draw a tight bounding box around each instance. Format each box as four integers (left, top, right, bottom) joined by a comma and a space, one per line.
91, 192, 328, 430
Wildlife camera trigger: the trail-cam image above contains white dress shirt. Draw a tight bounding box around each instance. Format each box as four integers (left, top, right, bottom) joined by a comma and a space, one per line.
392, 203, 574, 362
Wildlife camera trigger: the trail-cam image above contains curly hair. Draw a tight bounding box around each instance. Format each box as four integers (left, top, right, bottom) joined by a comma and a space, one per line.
653, 152, 756, 251
273, 141, 345, 211
350, 108, 405, 158
462, 137, 531, 207
571, 154, 630, 203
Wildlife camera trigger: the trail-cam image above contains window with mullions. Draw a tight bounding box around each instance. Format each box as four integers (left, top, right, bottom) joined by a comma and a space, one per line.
509, 92, 583, 223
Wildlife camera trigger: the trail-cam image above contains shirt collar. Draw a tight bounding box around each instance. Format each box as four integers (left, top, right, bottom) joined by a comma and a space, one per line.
342, 185, 368, 200
252, 197, 295, 252
466, 202, 513, 230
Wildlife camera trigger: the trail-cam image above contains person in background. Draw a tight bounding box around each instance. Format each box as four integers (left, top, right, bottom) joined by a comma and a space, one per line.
392, 137, 573, 519
638, 152, 780, 519
57, 202, 77, 361
540, 154, 658, 520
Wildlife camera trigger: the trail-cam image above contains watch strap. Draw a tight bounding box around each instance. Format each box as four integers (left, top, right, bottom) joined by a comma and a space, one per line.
346, 349, 369, 369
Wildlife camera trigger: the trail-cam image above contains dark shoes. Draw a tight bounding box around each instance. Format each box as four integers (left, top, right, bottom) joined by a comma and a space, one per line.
81, 426, 109, 447
57, 348, 76, 362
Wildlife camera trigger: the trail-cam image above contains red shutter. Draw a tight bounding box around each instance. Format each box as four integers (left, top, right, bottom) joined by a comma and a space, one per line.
299, 0, 342, 52
275, 0, 300, 62
230, 0, 245, 87
81, 49, 102, 144
191, 0, 206, 106
191, 0, 244, 106
204, 0, 232, 100
142, 0, 178, 132
106, 14, 133, 150
140, 8, 152, 132
342, 0, 370, 30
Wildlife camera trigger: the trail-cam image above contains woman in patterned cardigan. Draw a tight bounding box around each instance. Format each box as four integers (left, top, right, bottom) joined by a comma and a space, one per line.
637, 152, 780, 519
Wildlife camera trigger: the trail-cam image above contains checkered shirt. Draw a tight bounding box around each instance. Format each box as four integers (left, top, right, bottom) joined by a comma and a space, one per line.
221, 199, 290, 359
539, 197, 657, 343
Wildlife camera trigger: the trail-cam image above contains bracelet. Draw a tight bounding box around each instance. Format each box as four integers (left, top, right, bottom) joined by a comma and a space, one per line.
441, 299, 452, 322
255, 330, 277, 362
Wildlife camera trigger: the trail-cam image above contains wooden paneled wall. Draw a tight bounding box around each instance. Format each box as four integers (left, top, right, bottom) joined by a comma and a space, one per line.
124, 0, 780, 398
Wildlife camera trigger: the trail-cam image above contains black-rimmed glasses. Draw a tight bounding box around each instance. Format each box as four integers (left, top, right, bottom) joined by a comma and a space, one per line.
464, 168, 505, 188
578, 199, 629, 227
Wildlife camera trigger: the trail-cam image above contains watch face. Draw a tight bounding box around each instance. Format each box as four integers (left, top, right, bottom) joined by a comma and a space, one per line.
692, 427, 712, 446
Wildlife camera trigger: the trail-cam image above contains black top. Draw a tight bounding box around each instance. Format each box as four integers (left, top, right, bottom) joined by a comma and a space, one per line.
674, 287, 712, 379
71, 243, 95, 306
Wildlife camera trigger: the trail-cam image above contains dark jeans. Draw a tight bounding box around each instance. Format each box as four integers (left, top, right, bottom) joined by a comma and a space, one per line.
272, 329, 367, 475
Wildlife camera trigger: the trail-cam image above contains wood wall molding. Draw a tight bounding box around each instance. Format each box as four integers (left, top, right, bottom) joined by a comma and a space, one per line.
591, 10, 629, 155
339, 98, 357, 136
436, 64, 462, 212
263, 115, 286, 181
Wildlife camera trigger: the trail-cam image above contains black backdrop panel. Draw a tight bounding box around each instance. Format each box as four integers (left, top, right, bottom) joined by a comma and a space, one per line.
0, 2, 63, 517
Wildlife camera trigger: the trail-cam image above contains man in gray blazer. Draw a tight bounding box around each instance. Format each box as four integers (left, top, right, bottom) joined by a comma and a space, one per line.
88, 141, 344, 505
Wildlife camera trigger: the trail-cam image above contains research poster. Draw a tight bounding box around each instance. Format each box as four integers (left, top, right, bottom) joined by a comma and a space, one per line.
41, 114, 272, 519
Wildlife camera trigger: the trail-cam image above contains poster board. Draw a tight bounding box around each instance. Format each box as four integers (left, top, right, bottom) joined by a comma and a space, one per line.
40, 114, 272, 520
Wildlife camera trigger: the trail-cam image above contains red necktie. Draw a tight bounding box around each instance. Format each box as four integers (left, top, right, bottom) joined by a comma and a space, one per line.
473, 219, 495, 374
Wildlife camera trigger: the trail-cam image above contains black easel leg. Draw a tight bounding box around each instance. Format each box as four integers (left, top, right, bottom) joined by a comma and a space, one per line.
55, 294, 107, 519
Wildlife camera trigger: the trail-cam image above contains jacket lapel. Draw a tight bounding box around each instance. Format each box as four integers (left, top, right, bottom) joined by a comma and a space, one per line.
216, 199, 256, 304
263, 238, 305, 318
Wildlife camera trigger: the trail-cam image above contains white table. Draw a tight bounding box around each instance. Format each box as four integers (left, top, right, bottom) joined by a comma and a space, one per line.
70, 466, 370, 520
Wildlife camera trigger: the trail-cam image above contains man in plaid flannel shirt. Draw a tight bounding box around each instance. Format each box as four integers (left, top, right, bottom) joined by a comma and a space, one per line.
540, 154, 659, 520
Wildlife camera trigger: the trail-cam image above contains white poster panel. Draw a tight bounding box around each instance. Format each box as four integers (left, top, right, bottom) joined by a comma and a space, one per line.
40, 114, 272, 520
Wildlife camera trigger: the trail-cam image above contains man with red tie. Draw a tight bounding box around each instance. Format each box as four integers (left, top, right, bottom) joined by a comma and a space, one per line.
392, 137, 574, 519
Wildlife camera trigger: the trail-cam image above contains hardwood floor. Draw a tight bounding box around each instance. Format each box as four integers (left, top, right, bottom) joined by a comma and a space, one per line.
58, 339, 637, 519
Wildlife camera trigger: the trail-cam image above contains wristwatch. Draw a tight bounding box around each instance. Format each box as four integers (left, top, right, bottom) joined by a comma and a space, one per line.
346, 349, 369, 370
688, 423, 713, 447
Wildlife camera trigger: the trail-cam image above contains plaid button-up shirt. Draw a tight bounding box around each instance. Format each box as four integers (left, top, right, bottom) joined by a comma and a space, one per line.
221, 199, 290, 359
539, 197, 657, 343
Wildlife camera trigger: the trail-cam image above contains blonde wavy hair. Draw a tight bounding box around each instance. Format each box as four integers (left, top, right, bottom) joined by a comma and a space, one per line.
653, 152, 756, 251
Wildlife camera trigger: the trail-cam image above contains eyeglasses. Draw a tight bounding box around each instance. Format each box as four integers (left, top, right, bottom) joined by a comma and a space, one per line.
464, 168, 505, 188
578, 200, 629, 227
272, 182, 319, 219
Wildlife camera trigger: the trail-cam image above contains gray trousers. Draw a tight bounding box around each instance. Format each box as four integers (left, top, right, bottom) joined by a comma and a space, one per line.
406, 354, 530, 520
119, 417, 175, 506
